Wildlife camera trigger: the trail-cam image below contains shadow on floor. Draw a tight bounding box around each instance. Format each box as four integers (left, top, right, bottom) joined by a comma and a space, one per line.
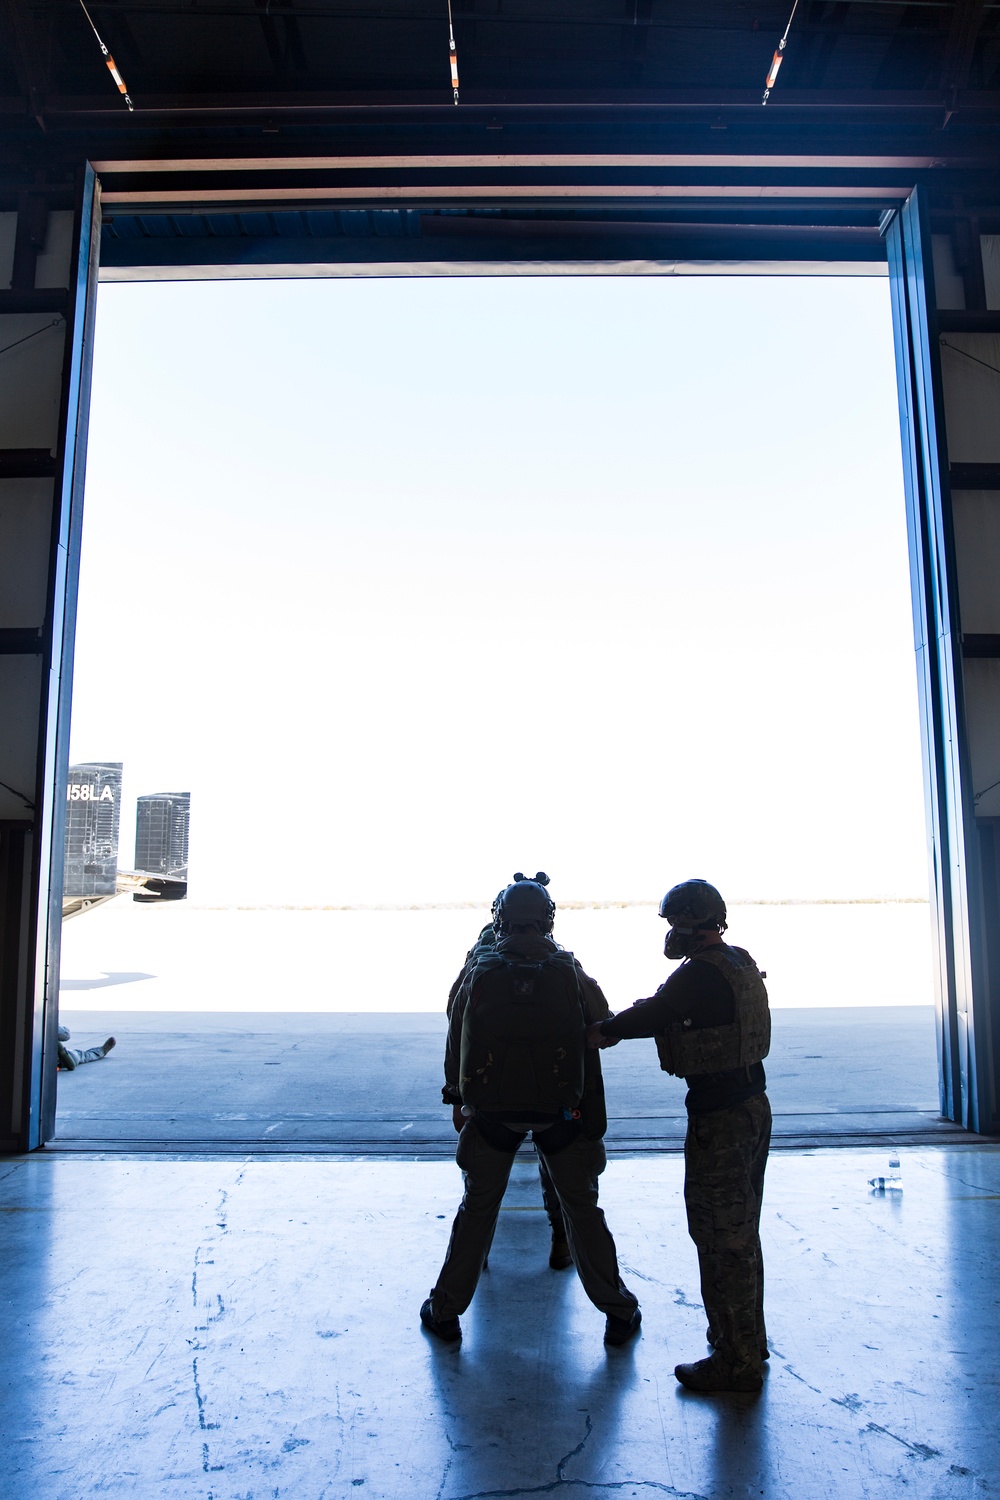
3, 1148, 998, 1499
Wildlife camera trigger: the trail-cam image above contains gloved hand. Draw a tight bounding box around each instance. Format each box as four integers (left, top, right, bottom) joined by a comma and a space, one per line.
586, 1020, 618, 1049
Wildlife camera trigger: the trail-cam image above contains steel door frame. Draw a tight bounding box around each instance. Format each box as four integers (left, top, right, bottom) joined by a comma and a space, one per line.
5, 175, 993, 1147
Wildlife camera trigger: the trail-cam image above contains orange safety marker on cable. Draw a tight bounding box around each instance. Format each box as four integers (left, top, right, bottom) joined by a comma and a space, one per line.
447, 0, 459, 104
762, 0, 800, 105
78, 0, 134, 111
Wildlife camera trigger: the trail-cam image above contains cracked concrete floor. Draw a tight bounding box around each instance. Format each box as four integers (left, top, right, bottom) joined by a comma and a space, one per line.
1, 1146, 997, 1500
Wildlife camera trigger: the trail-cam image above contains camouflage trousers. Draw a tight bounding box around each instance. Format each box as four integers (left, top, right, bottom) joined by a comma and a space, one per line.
57, 1025, 110, 1071
683, 1093, 771, 1374
430, 1122, 638, 1322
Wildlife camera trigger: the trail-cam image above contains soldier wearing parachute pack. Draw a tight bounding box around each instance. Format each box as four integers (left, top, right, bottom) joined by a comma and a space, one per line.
445, 896, 572, 1272
422, 873, 640, 1346
589, 878, 771, 1393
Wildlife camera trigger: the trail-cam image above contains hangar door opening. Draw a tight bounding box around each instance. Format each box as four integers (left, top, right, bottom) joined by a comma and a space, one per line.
55, 271, 938, 1151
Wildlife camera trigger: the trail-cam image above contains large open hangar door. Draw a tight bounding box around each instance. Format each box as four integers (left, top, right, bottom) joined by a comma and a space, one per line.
0, 166, 100, 1154
1, 0, 999, 1150
886, 193, 1000, 1134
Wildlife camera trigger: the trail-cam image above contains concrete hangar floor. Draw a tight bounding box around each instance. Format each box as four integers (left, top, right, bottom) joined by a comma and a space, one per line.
1, 1143, 998, 1499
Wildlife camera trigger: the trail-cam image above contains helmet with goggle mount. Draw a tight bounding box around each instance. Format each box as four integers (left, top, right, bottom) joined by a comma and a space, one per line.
492, 871, 555, 934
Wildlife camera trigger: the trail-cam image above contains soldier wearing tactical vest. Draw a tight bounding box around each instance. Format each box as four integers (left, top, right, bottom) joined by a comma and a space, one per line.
422, 874, 640, 1346
446, 902, 572, 1272
589, 879, 771, 1393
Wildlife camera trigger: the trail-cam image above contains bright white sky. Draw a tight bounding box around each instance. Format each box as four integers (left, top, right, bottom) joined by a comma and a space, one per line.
69, 273, 928, 908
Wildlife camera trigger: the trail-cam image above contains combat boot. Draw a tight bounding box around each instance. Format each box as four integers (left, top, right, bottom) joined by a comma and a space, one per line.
420, 1297, 461, 1343
549, 1231, 572, 1270
675, 1352, 763, 1394
604, 1307, 642, 1346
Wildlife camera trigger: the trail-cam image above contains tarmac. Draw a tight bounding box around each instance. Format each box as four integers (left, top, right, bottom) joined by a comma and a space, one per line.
52, 1004, 955, 1154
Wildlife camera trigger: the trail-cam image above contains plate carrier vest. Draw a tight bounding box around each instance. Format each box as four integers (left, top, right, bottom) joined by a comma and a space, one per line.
654, 944, 770, 1077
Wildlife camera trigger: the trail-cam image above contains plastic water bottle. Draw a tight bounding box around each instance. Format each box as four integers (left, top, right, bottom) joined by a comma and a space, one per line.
869, 1155, 903, 1193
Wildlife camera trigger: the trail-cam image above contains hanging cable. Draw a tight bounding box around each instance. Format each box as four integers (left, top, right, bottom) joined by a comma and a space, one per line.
447, 0, 459, 105
762, 0, 800, 106
0, 778, 34, 811
941, 339, 1000, 380
78, 0, 134, 112
0, 318, 63, 361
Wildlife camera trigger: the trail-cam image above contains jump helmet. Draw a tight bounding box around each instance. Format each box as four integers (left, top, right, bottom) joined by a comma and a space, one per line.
658, 879, 728, 932
492, 872, 556, 934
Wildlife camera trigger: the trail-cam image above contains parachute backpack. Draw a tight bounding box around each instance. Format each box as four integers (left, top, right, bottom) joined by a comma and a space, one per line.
460, 875, 585, 1115
459, 950, 586, 1115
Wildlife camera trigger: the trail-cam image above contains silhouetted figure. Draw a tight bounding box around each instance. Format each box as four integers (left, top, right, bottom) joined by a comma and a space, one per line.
446, 907, 571, 1271
590, 878, 771, 1393
423, 873, 640, 1346
57, 1024, 116, 1071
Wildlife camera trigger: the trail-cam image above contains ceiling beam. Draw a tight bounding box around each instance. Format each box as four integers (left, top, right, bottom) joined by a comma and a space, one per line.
15, 87, 1000, 117
940, 0, 989, 97
0, 0, 48, 131
89, 154, 964, 174
99, 184, 912, 208
255, 0, 308, 82
941, 0, 989, 87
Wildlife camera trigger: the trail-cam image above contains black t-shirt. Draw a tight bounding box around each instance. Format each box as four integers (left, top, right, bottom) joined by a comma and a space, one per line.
601, 953, 767, 1116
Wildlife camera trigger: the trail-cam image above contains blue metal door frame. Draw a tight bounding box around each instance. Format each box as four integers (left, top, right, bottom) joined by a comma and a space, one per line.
885, 188, 992, 1133
6, 165, 102, 1152
5, 174, 994, 1147
33, 165, 103, 1148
